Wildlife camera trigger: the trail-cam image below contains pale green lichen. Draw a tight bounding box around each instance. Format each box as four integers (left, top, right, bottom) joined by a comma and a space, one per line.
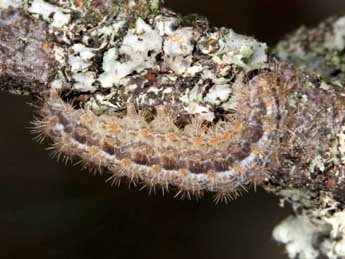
275, 15, 345, 85
216, 29, 267, 69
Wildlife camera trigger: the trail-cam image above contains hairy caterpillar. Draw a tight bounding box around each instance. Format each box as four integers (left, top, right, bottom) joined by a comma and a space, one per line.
31, 72, 284, 203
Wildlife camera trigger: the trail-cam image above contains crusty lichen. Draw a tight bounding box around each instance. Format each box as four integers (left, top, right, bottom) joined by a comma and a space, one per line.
273, 193, 345, 259
98, 17, 163, 88
28, 0, 71, 28
3, 0, 267, 121
0, 0, 21, 8
273, 215, 326, 259
275, 15, 345, 86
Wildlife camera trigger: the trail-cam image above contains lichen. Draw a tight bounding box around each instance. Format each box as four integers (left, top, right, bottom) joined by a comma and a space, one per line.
273, 215, 326, 259
8, 0, 267, 121
274, 194, 345, 259
28, 0, 71, 28
0, 0, 22, 8
98, 17, 163, 88
275, 15, 345, 85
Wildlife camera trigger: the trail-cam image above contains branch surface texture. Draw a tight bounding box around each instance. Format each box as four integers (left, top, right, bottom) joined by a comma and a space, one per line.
1, 1, 345, 258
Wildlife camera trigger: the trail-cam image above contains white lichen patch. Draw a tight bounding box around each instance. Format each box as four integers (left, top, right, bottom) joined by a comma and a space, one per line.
320, 81, 331, 91
0, 0, 22, 8
274, 193, 345, 259
28, 0, 71, 28
163, 27, 199, 74
273, 215, 325, 259
180, 84, 216, 121
154, 15, 178, 36
66, 44, 97, 91
72, 72, 96, 92
98, 18, 163, 88
68, 44, 96, 73
204, 84, 232, 105
327, 16, 345, 51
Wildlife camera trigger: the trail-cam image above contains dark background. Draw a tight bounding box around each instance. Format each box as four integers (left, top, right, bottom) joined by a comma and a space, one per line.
2, 1, 345, 259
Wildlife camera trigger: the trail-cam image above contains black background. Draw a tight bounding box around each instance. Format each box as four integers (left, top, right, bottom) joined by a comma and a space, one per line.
2, 1, 345, 258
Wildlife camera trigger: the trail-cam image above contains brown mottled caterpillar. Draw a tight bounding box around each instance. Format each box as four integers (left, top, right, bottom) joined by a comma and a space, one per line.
32, 72, 284, 202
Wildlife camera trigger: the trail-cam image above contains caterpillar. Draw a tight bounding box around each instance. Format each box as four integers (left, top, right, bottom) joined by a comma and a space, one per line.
31, 72, 285, 202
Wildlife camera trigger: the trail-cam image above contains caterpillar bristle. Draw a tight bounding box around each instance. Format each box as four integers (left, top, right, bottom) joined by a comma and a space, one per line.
106, 174, 122, 187
213, 191, 238, 205
174, 189, 192, 200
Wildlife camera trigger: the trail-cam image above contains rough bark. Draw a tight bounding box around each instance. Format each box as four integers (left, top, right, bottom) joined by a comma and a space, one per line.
0, 8, 56, 94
